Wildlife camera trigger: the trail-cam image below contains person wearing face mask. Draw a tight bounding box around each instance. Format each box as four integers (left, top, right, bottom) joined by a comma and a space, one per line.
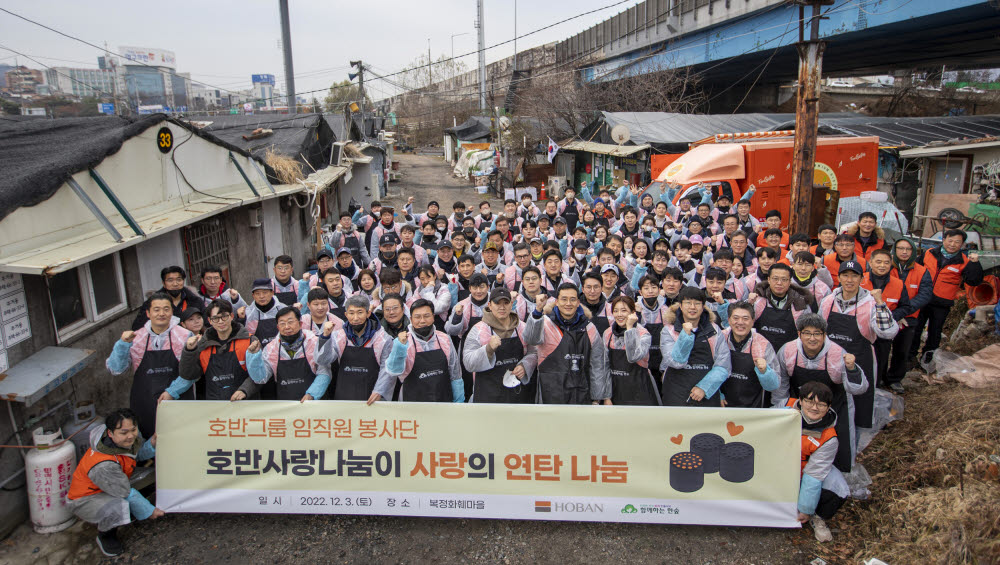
748, 263, 813, 354
567, 239, 592, 282
106, 292, 193, 438
462, 286, 538, 403
446, 273, 492, 400
371, 299, 465, 403
367, 206, 413, 261
371, 234, 402, 276
819, 261, 898, 434
321, 294, 393, 400
524, 283, 611, 405
246, 306, 333, 402
517, 194, 540, 221
886, 237, 932, 391
604, 296, 660, 406
719, 301, 779, 408
131, 266, 202, 330
350, 200, 383, 252
659, 286, 731, 407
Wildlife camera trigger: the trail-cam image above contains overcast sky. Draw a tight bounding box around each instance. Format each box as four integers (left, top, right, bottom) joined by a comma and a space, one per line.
0, 0, 640, 100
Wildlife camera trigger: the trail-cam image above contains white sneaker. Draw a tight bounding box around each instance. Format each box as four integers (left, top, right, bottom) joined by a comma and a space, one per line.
810, 515, 833, 542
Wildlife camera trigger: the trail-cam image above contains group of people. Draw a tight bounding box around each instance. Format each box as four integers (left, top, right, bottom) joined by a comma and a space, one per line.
74, 182, 981, 554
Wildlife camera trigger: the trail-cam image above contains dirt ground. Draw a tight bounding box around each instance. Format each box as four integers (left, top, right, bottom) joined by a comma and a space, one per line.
1, 156, 992, 564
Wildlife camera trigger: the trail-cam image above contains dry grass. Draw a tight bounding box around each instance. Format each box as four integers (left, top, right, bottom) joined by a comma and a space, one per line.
263, 148, 305, 184
814, 382, 1000, 564
344, 143, 364, 158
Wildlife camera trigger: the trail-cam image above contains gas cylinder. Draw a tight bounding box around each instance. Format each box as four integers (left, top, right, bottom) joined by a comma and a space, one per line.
61, 402, 101, 461
24, 428, 77, 533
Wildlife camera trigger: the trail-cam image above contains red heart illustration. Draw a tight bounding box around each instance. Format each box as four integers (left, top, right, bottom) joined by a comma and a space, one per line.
726, 422, 744, 436
670, 434, 683, 445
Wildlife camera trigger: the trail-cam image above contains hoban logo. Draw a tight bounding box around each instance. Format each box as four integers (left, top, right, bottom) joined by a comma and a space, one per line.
534, 500, 605, 513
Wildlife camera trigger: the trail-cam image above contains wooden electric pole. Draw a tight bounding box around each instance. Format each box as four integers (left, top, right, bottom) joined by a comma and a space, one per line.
789, 0, 833, 235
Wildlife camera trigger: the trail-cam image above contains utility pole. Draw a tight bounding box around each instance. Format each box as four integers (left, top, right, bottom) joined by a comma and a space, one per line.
351, 60, 365, 112
428, 39, 433, 88
476, 0, 487, 111
278, 0, 296, 112
513, 0, 517, 72
789, 0, 833, 235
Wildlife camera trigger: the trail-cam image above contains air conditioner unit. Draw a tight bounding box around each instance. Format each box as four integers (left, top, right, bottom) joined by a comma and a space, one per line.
248, 207, 262, 228
330, 142, 347, 167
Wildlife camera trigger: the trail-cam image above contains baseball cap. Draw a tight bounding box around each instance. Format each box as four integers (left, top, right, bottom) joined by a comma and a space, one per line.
489, 286, 512, 303
483, 241, 499, 252
437, 240, 453, 249
601, 264, 621, 278
428, 200, 439, 208
469, 273, 489, 287
379, 233, 398, 246
529, 237, 543, 245
336, 247, 352, 257
316, 249, 333, 261
572, 239, 589, 250
554, 216, 567, 225
689, 235, 704, 245
839, 260, 863, 275
179, 307, 203, 323
251, 278, 273, 292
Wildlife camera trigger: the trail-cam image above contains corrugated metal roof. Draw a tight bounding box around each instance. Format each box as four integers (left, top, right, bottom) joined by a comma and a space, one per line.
899, 139, 1000, 157
562, 140, 650, 156
771, 115, 1000, 148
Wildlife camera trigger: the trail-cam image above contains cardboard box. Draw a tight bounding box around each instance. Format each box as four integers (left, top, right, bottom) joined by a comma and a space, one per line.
505, 187, 538, 201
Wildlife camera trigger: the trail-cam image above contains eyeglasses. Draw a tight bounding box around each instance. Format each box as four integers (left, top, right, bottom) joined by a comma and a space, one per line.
800, 330, 824, 338
209, 314, 232, 323
800, 397, 830, 409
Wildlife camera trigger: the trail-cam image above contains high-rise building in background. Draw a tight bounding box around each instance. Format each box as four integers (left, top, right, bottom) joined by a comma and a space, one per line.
44, 65, 116, 98
119, 46, 188, 113
4, 66, 44, 95
251, 74, 276, 109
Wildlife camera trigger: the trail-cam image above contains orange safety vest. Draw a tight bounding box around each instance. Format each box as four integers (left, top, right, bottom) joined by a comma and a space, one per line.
756, 230, 789, 252
823, 253, 867, 288
861, 272, 906, 311
67, 448, 137, 500
198, 338, 251, 372
922, 249, 970, 301
786, 399, 838, 473
890, 263, 927, 319
853, 237, 886, 262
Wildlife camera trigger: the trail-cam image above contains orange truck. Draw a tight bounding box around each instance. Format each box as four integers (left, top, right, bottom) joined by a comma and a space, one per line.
652, 131, 879, 223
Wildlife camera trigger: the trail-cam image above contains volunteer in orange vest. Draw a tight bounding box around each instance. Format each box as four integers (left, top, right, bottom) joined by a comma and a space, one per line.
787, 381, 850, 544
158, 299, 253, 402
910, 229, 983, 364
843, 211, 886, 261
66, 408, 164, 557
861, 249, 911, 394
887, 237, 932, 390
822, 233, 867, 288
755, 210, 789, 251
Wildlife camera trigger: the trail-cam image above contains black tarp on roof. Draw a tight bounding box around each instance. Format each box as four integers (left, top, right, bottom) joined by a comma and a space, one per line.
324, 114, 348, 142
185, 113, 334, 174
770, 115, 1000, 147
444, 116, 491, 142
0, 114, 254, 222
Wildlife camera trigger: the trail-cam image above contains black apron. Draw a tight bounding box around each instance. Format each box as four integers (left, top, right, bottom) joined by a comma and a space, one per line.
400, 343, 452, 402
130, 332, 188, 438
254, 316, 280, 400
754, 304, 798, 352
789, 350, 853, 472
459, 312, 483, 403
641, 305, 665, 391
335, 337, 380, 400
329, 296, 347, 323
607, 337, 660, 406
585, 300, 610, 336
719, 346, 764, 408
204, 341, 248, 400
536, 321, 592, 405
826, 310, 876, 429
341, 231, 364, 266
472, 329, 529, 404
273, 281, 297, 309
562, 200, 580, 231
661, 327, 721, 407
275, 352, 317, 401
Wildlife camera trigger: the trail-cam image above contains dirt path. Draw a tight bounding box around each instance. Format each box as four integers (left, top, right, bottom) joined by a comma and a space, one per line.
383, 153, 502, 212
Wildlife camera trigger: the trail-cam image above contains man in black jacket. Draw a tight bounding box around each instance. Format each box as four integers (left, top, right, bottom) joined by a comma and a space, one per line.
131, 266, 203, 330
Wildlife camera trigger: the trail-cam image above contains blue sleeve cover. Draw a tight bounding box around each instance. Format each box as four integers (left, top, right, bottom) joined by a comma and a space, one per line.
105, 340, 132, 375
451, 379, 465, 403
163, 377, 194, 399
797, 473, 823, 515
305, 374, 332, 399
137, 440, 156, 462
670, 330, 695, 364
386, 339, 409, 376
127, 488, 156, 520
247, 349, 269, 384
756, 366, 780, 391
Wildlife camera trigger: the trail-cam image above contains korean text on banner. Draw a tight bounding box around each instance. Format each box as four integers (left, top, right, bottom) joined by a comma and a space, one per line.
156, 402, 801, 527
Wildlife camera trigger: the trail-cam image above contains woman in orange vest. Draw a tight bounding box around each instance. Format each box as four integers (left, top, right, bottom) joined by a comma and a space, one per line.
158, 299, 255, 402
66, 408, 164, 557
910, 229, 983, 364
887, 237, 932, 390
788, 381, 849, 543
861, 249, 911, 394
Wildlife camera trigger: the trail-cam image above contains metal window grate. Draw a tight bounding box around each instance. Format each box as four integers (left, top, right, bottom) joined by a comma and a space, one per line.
183, 218, 231, 284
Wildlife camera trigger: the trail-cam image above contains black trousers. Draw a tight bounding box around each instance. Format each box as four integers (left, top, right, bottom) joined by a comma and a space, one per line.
816, 489, 846, 520
910, 303, 952, 358
887, 324, 916, 384
874, 337, 892, 387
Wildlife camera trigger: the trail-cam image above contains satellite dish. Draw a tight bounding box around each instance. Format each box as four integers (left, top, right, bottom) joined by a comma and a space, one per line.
610, 124, 631, 145
498, 116, 512, 131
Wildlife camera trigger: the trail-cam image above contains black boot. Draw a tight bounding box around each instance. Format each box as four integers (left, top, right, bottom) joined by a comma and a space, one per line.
96, 527, 123, 557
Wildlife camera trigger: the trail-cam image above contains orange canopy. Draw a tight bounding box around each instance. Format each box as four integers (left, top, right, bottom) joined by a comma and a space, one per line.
655, 144, 746, 185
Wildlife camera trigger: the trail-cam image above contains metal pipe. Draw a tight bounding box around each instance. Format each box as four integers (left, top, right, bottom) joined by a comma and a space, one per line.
278, 0, 296, 112
88, 168, 145, 236
7, 402, 25, 461
66, 177, 124, 242
229, 152, 261, 197
249, 158, 277, 194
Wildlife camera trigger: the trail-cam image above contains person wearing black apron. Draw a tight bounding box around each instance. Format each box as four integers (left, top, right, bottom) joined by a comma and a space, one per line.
605, 296, 660, 406
271, 255, 300, 307
774, 314, 868, 473
462, 287, 537, 403
751, 264, 812, 354
246, 306, 333, 402
821, 261, 898, 431
659, 287, 731, 408
162, 300, 254, 403
718, 303, 780, 408
636, 275, 669, 393
372, 299, 464, 404
524, 283, 612, 405
445, 273, 490, 402
330, 213, 370, 267
329, 295, 391, 401
580, 274, 611, 337
559, 187, 581, 231
106, 293, 192, 439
